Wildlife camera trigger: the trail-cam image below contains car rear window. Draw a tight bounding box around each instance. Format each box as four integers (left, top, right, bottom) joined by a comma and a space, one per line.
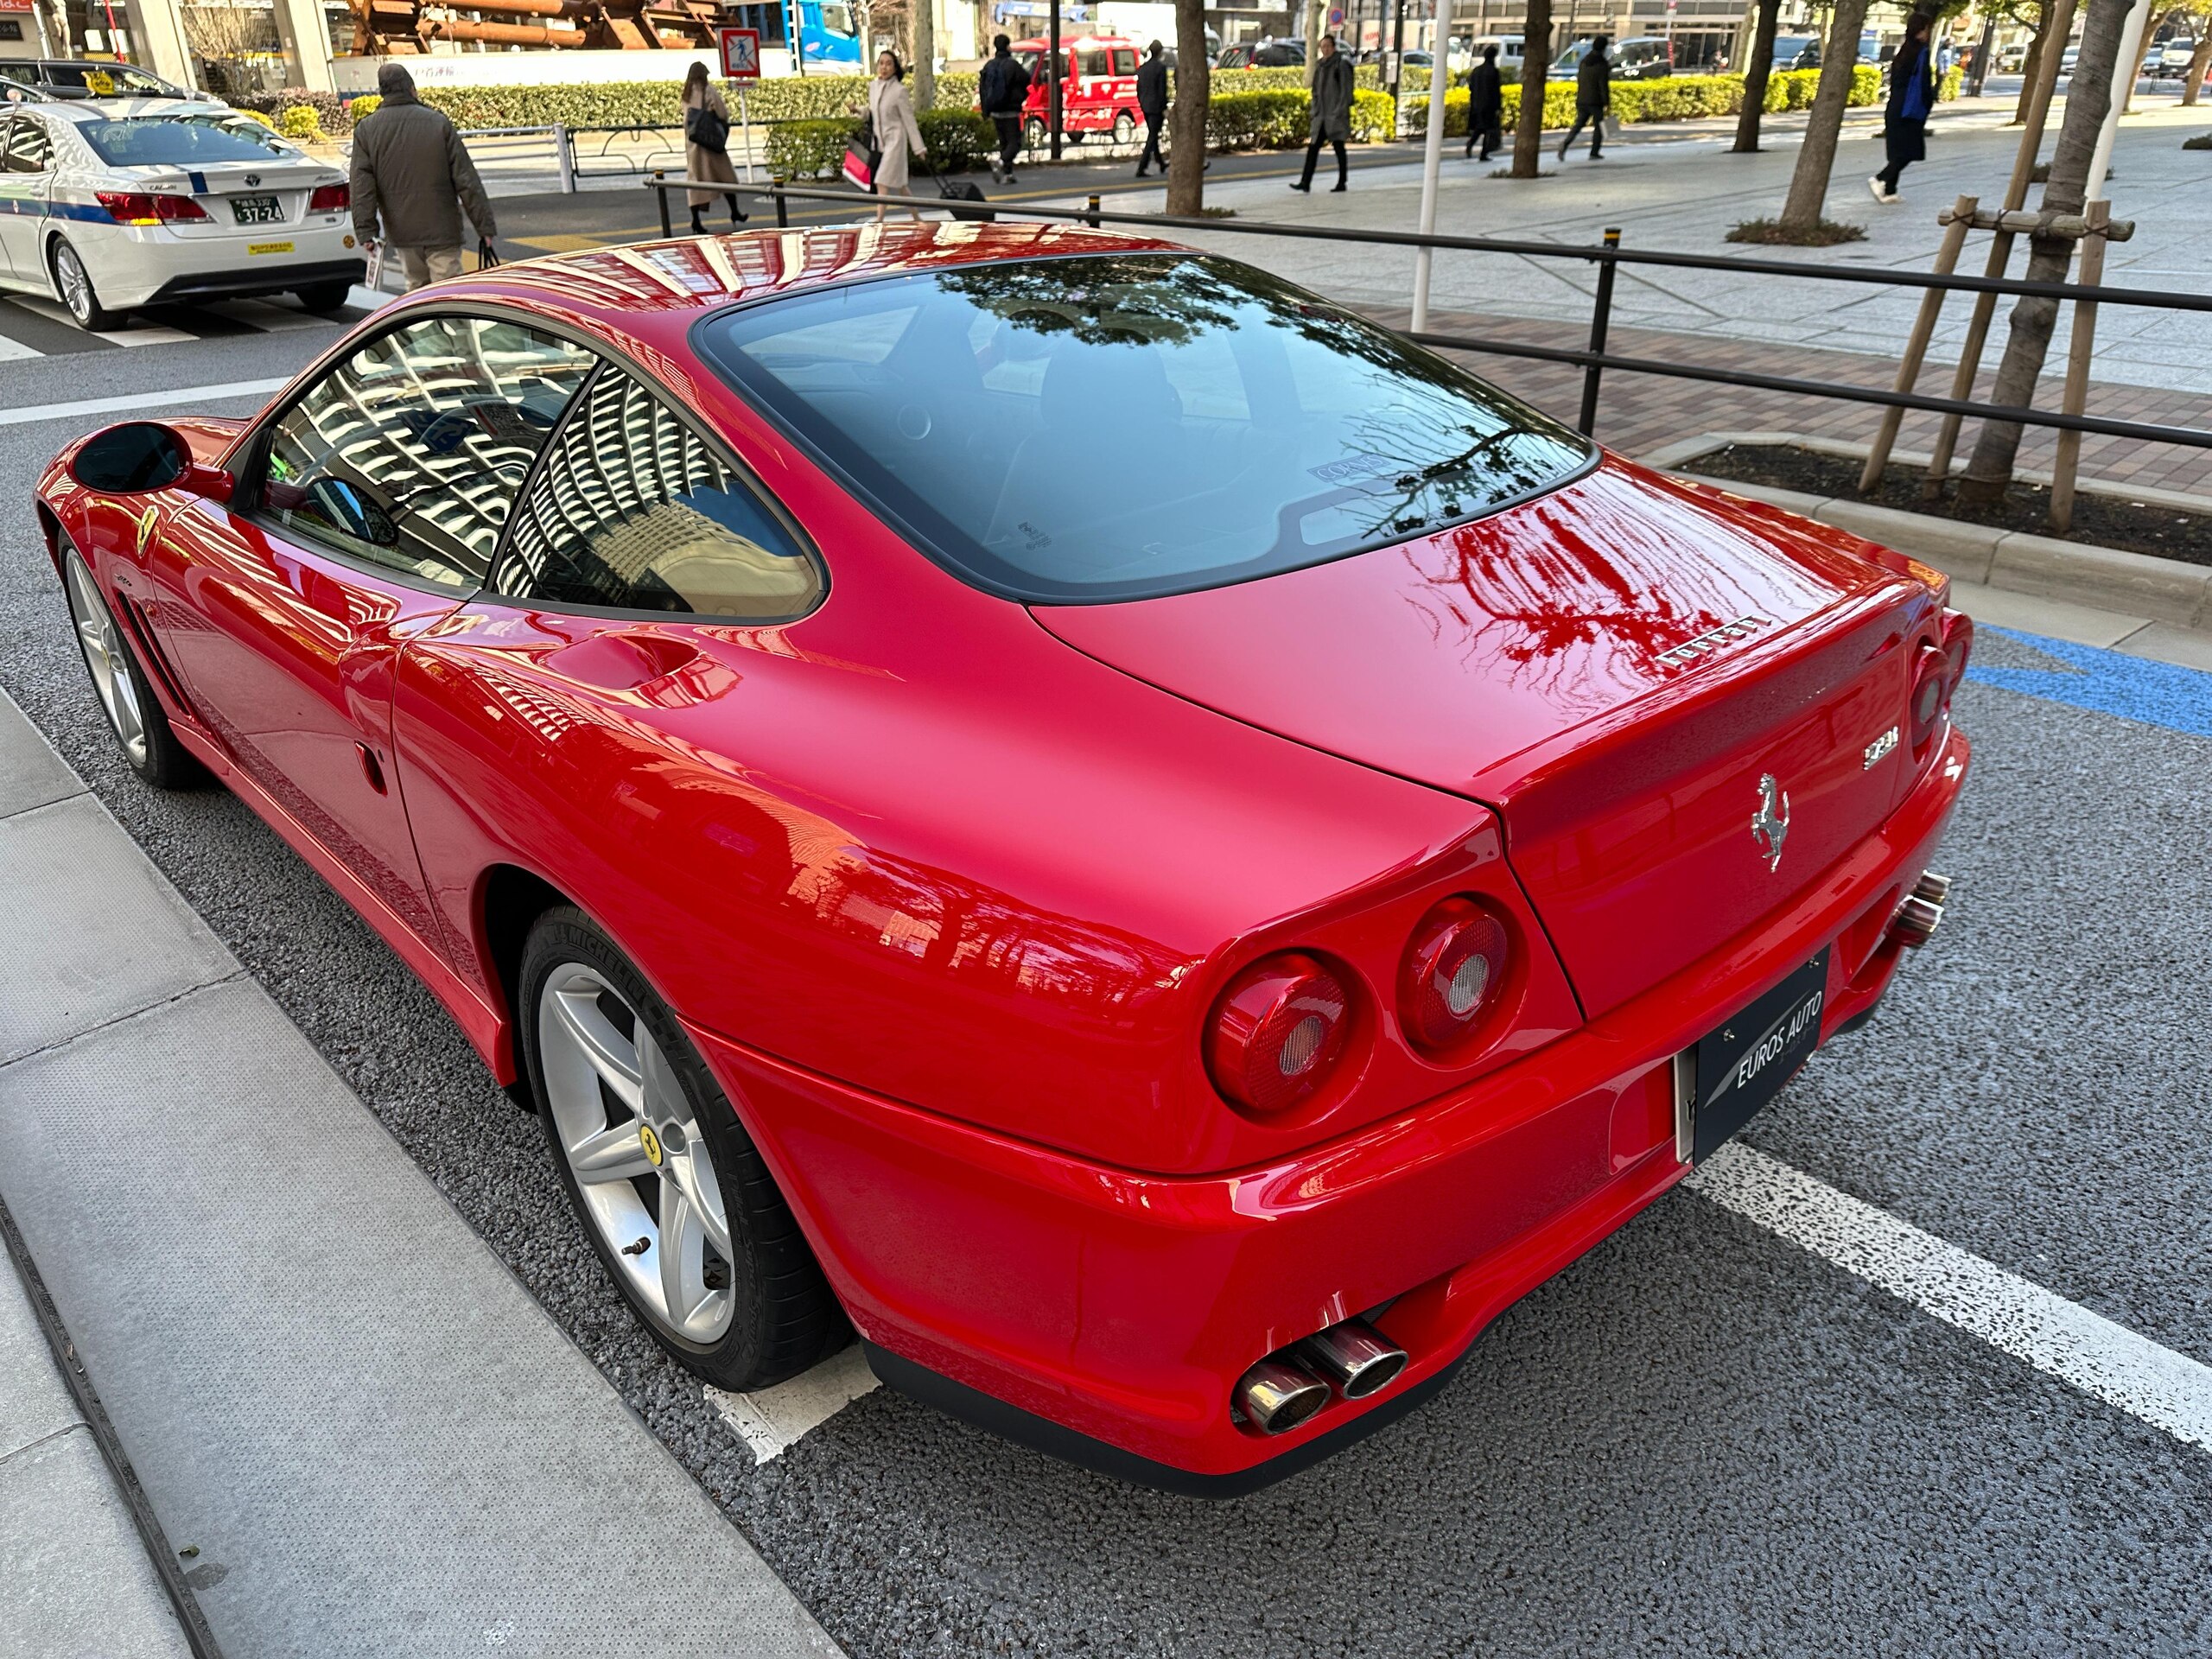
696, 253, 1591, 604
75, 114, 298, 166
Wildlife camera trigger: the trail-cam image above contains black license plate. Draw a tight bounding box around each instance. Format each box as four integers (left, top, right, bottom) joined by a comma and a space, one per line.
230, 194, 283, 225
1685, 949, 1830, 1162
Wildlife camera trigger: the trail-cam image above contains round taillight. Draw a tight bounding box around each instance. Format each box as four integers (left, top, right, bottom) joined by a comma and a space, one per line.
1398, 896, 1512, 1054
1941, 609, 1974, 696
1205, 952, 1352, 1115
1909, 641, 1948, 752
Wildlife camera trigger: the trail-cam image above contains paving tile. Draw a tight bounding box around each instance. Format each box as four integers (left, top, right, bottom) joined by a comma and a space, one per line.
0, 1429, 191, 1659
0, 690, 82, 823
0, 1262, 79, 1462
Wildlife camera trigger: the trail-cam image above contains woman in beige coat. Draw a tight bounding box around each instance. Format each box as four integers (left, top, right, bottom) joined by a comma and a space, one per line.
681, 60, 746, 233
865, 51, 927, 224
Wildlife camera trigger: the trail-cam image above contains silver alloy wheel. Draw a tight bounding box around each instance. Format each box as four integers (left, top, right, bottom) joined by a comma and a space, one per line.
53, 243, 96, 327
538, 964, 734, 1344
63, 550, 148, 767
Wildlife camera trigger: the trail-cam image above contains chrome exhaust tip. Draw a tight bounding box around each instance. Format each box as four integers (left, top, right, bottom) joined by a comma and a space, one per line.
1890, 893, 1944, 949
1232, 1357, 1332, 1435
1299, 1318, 1410, 1400
1912, 870, 1954, 906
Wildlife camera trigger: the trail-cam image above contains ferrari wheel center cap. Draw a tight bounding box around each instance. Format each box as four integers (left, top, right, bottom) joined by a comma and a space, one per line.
639, 1123, 664, 1167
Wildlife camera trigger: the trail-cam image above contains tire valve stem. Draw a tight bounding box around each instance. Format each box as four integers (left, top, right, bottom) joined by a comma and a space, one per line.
620, 1236, 651, 1257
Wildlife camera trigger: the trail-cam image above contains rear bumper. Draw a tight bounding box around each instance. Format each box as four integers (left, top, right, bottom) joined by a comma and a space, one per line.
692, 727, 1970, 1488
40, 219, 359, 308
145, 258, 364, 304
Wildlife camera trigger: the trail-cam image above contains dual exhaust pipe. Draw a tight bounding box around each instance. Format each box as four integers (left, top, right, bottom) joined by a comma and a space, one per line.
1889, 870, 1953, 949
1233, 1316, 1409, 1435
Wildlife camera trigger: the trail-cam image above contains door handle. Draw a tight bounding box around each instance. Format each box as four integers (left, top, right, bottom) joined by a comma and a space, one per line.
354, 741, 387, 794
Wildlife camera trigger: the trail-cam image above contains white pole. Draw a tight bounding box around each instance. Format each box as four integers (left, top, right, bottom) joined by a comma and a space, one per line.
737, 83, 757, 181
2084, 0, 2148, 200
1410, 0, 1454, 331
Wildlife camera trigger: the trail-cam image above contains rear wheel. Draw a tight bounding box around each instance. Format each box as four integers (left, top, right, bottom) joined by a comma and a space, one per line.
1113, 111, 1136, 144
1024, 115, 1046, 149
61, 541, 204, 789
50, 239, 123, 332
292, 281, 353, 315
519, 907, 846, 1389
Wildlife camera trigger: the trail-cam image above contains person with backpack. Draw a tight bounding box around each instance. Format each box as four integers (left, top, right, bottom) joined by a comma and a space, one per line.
1872, 13, 1938, 205
979, 34, 1033, 183
1135, 40, 1169, 177
681, 61, 747, 234
1558, 35, 1612, 161
1464, 41, 1503, 162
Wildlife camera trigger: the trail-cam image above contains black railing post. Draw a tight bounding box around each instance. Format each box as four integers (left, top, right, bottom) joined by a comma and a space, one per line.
1086, 194, 1102, 227
1579, 227, 1621, 437
772, 175, 789, 229
654, 170, 672, 239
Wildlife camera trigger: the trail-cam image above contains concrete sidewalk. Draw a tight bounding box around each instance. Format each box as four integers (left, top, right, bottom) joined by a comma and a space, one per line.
0, 690, 837, 1657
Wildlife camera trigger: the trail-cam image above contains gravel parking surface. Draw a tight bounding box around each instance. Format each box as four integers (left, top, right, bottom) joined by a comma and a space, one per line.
4, 349, 2209, 1656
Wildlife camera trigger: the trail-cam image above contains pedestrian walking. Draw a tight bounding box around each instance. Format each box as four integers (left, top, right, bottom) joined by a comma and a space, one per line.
1872, 13, 1937, 205
979, 33, 1032, 183
1463, 41, 1503, 162
1135, 40, 1169, 177
681, 61, 747, 235
347, 63, 496, 291
1290, 33, 1356, 193
866, 51, 928, 225
1558, 36, 1611, 161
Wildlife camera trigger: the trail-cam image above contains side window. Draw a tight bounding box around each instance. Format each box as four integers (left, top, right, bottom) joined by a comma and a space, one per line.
495, 370, 823, 621
1111, 48, 1136, 74
257, 315, 597, 588
1079, 48, 1109, 77
3, 115, 50, 174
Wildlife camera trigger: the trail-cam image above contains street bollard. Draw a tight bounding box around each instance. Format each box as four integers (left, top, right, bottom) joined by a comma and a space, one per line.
1086, 194, 1102, 228
1578, 227, 1621, 438
772, 176, 788, 229
554, 123, 575, 195
654, 170, 672, 239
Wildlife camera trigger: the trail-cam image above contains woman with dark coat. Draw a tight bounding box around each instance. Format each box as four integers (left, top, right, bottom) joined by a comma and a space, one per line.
1464, 43, 1503, 162
1558, 36, 1611, 161
1872, 13, 1938, 204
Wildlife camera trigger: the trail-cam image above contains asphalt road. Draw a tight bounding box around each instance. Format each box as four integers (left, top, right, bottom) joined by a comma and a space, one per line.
3, 333, 2210, 1656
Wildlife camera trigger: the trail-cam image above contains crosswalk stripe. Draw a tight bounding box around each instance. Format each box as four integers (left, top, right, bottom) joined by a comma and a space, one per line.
0, 293, 365, 359
0, 378, 289, 429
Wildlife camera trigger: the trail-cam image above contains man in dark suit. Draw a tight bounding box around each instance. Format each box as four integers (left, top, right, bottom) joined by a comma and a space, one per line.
1135, 40, 1170, 176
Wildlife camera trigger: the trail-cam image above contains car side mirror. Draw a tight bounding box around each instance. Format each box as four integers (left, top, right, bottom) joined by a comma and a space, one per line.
71, 422, 195, 494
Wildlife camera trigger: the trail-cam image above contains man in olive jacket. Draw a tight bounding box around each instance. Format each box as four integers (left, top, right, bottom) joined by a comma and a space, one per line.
1290, 33, 1356, 193
349, 63, 497, 290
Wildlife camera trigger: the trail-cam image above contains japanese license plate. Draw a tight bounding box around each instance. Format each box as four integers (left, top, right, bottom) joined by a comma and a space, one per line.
1681, 949, 1829, 1163
230, 194, 283, 225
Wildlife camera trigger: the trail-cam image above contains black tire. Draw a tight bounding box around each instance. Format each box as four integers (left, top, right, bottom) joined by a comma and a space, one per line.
50, 238, 124, 332
292, 281, 353, 315
518, 906, 847, 1390
1024, 115, 1046, 149
1114, 111, 1136, 144
60, 539, 207, 791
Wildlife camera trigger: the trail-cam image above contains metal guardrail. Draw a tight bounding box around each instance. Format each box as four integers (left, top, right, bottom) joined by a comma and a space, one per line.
639, 174, 2212, 452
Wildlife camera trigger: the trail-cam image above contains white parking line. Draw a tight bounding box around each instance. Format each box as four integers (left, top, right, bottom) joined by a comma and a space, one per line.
0, 378, 289, 429
1690, 1142, 2212, 1454
706, 1344, 880, 1464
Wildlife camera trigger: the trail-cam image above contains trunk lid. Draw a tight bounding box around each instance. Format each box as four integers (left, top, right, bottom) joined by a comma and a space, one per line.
1033, 462, 1936, 1017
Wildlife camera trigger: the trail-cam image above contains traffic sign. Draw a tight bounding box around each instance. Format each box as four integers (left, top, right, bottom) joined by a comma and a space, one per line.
1327, 6, 1344, 26
719, 26, 762, 79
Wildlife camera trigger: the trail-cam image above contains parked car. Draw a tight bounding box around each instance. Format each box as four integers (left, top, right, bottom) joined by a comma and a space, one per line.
1468, 34, 1527, 77
2148, 39, 2197, 77
1010, 34, 1145, 147
0, 58, 220, 104
1217, 38, 1305, 67
1552, 34, 1673, 78
37, 223, 1971, 1491
0, 99, 359, 330
1770, 33, 1821, 70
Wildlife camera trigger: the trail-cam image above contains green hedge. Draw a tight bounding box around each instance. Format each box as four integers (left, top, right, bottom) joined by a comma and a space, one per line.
1404, 67, 1881, 135
766, 110, 997, 177
1205, 86, 1395, 148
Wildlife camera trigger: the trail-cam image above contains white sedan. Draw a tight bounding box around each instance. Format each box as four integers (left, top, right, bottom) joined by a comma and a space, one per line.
0, 97, 364, 330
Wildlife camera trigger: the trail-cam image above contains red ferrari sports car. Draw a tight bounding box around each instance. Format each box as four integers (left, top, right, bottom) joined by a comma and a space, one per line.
37, 223, 1970, 1493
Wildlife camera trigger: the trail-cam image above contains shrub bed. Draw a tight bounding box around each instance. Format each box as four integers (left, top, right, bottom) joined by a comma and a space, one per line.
1404, 67, 1879, 135
766, 110, 997, 176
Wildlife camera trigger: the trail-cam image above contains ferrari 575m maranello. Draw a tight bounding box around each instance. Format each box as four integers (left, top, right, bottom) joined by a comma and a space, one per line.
37, 224, 1970, 1492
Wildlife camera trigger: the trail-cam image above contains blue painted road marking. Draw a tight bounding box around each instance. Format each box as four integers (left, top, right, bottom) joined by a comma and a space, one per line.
1967, 627, 2212, 739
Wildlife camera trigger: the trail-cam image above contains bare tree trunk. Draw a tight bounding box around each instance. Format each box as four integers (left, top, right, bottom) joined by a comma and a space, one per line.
912, 0, 936, 111
1775, 0, 1872, 237
2015, 0, 2056, 123
1511, 0, 1554, 175
2186, 32, 2212, 104
1958, 0, 2132, 506
1167, 0, 1210, 213
1732, 0, 1782, 152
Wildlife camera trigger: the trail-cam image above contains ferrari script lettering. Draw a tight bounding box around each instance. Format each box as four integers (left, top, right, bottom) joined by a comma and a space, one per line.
1657, 613, 1771, 668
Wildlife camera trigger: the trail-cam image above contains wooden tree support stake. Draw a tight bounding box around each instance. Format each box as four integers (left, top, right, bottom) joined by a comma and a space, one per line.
2048, 198, 2112, 537
1861, 193, 1980, 497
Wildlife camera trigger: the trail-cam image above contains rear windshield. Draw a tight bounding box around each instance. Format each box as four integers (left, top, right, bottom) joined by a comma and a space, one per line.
76, 114, 299, 166
696, 254, 1590, 603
